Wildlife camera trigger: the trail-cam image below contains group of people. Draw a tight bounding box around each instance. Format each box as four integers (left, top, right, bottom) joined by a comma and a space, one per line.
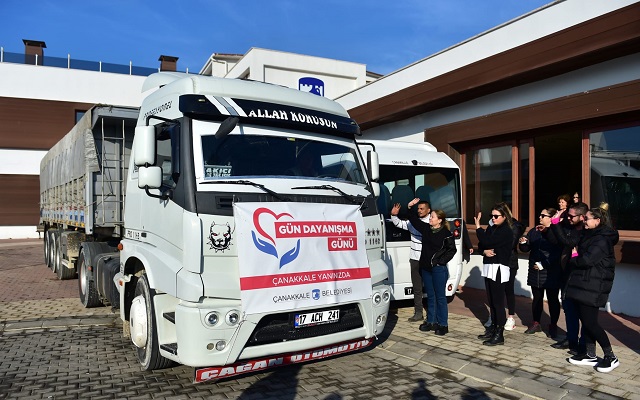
390, 190, 621, 373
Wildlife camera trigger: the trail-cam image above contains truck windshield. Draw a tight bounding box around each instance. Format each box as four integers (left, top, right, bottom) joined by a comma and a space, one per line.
200, 133, 367, 185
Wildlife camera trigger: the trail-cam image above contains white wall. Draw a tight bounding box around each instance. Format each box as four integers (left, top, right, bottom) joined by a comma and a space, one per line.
225, 48, 367, 99
0, 62, 146, 104
0, 149, 46, 175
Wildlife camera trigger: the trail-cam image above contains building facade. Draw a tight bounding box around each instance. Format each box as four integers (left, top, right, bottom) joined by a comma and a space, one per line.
0, 44, 377, 239
337, 0, 640, 316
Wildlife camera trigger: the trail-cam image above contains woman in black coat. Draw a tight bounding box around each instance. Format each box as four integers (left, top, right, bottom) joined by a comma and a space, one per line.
408, 200, 457, 336
518, 208, 562, 338
565, 203, 620, 373
474, 203, 515, 346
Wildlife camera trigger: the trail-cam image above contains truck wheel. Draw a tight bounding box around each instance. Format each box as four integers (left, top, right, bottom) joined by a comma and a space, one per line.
57, 258, 76, 280
78, 252, 101, 308
44, 231, 50, 268
50, 232, 59, 274
132, 274, 172, 370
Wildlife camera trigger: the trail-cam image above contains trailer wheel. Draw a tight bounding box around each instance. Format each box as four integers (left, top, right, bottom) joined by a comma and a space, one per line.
78, 252, 101, 308
50, 232, 59, 274
57, 258, 76, 280
44, 231, 50, 268
132, 274, 173, 370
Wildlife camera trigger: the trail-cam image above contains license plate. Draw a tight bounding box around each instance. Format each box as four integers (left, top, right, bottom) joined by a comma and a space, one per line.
404, 287, 413, 296
294, 309, 339, 328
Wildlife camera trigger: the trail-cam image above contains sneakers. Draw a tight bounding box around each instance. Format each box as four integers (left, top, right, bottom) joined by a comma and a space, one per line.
596, 355, 620, 373
524, 322, 542, 334
484, 316, 492, 328
568, 354, 599, 366
504, 316, 516, 331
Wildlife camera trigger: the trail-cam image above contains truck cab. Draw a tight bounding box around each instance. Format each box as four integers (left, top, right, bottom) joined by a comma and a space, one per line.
119, 73, 389, 379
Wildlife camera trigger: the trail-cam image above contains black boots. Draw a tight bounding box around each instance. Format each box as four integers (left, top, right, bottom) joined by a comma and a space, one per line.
477, 325, 495, 340
419, 321, 435, 331
483, 325, 505, 346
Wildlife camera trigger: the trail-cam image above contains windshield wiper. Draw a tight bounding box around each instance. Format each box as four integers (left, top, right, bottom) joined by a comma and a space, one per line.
291, 184, 363, 205
202, 180, 291, 201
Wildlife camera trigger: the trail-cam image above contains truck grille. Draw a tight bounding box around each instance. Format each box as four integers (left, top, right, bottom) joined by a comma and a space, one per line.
246, 303, 363, 346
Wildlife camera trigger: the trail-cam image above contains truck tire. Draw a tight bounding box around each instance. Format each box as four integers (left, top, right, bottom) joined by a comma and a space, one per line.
47, 231, 56, 271
44, 231, 50, 268
78, 252, 101, 308
50, 232, 59, 274
53, 232, 66, 279
57, 259, 76, 280
133, 274, 173, 370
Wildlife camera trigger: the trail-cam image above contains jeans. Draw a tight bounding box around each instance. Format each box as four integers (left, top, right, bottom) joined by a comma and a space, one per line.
422, 265, 449, 326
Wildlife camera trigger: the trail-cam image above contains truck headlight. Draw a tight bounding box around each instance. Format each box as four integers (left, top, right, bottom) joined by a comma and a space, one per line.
373, 292, 382, 305
204, 311, 219, 327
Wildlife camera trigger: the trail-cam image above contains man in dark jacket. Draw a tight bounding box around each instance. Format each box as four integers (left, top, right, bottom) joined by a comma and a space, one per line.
546, 202, 588, 353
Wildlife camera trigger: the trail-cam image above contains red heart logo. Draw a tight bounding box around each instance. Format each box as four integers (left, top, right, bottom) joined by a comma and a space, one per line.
253, 208, 294, 244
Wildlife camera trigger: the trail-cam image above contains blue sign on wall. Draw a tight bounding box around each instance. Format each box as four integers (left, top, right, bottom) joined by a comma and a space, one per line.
299, 77, 324, 97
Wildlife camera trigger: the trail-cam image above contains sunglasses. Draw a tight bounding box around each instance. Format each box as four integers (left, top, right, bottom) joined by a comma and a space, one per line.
491, 214, 503, 219
539, 214, 551, 218
566, 213, 579, 218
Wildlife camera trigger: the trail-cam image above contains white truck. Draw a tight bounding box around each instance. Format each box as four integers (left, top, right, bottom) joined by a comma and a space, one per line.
39, 72, 390, 382
358, 140, 464, 302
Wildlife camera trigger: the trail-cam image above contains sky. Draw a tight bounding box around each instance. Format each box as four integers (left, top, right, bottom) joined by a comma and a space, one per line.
1, 0, 554, 76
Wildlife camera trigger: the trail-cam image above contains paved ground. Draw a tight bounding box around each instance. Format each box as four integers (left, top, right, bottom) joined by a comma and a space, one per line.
1, 240, 639, 399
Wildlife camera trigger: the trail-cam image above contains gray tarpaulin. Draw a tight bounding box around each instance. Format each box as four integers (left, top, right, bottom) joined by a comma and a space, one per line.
39, 108, 100, 192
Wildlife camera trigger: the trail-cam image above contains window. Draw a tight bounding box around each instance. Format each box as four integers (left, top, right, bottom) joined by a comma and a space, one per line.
201, 134, 366, 185
589, 124, 640, 230
465, 145, 512, 225
378, 165, 461, 242
157, 123, 180, 189
75, 110, 86, 123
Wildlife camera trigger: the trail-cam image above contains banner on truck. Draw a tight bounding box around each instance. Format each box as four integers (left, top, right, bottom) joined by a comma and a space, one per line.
234, 202, 372, 315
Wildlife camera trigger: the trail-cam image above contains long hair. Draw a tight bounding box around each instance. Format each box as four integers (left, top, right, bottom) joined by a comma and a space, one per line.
492, 203, 514, 228
432, 209, 450, 231
590, 202, 612, 228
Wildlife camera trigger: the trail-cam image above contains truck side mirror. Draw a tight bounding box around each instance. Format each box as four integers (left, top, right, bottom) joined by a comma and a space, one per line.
371, 182, 381, 198
367, 151, 380, 182
138, 166, 162, 189
134, 126, 156, 166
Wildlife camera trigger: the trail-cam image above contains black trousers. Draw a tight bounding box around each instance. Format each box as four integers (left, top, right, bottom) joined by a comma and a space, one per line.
410, 259, 423, 313
575, 302, 612, 352
505, 269, 516, 315
485, 268, 507, 326
531, 287, 560, 325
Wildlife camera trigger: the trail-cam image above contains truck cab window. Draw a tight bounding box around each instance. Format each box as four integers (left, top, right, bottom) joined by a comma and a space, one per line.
157, 124, 180, 189
201, 132, 366, 184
